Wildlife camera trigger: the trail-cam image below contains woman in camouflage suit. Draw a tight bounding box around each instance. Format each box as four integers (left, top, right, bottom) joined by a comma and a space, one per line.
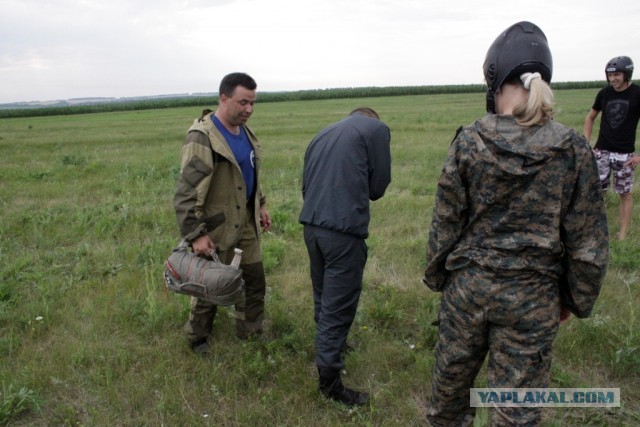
424, 22, 609, 426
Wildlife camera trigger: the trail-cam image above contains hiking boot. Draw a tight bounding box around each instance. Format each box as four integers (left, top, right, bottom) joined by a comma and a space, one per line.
318, 367, 369, 406
189, 338, 209, 354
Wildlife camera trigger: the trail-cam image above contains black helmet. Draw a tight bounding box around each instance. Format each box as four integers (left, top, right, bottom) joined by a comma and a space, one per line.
483, 21, 553, 113
605, 56, 634, 82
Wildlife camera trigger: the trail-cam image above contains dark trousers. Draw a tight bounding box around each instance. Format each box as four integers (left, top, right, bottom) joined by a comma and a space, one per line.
303, 225, 367, 369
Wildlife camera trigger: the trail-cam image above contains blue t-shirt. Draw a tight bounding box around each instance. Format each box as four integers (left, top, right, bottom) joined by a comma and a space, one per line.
211, 115, 256, 199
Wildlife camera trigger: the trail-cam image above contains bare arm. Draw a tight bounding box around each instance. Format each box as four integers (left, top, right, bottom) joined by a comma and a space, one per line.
583, 108, 599, 144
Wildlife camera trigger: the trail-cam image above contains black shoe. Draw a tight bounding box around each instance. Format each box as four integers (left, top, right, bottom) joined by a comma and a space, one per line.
324, 385, 369, 406
318, 368, 369, 406
189, 338, 209, 354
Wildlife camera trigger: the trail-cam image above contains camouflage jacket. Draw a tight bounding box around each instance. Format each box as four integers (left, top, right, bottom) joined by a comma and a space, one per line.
424, 115, 609, 318
173, 112, 265, 251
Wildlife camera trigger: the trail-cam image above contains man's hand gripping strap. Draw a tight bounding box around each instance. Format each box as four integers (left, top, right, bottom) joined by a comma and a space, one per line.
163, 248, 245, 307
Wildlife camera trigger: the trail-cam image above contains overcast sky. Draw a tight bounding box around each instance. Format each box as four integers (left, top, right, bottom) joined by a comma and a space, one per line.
1, 0, 639, 103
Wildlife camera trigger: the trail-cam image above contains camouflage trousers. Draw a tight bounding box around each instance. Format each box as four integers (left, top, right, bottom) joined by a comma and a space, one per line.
427, 266, 560, 427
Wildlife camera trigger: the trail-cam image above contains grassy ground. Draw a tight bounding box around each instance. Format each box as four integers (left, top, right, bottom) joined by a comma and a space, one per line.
0, 90, 638, 426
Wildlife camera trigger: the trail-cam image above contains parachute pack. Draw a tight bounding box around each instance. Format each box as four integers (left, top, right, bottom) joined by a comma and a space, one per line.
163, 214, 245, 306
163, 242, 245, 307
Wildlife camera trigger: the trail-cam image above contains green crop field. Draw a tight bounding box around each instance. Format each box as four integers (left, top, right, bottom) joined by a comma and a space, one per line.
1, 90, 638, 425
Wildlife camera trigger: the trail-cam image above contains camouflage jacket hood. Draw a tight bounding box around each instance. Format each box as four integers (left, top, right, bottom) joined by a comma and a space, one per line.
424, 115, 609, 318
472, 114, 576, 177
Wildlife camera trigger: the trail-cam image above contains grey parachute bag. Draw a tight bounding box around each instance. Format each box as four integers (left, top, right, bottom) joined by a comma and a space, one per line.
163, 217, 245, 306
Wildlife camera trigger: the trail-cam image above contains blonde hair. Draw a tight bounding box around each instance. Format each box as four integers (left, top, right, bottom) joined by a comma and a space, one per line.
512, 74, 554, 126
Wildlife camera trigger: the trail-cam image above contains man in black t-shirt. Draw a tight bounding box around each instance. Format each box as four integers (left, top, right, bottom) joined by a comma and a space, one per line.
585, 56, 640, 240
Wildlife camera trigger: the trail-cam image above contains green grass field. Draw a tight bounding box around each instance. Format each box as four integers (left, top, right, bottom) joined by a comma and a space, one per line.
1, 90, 638, 425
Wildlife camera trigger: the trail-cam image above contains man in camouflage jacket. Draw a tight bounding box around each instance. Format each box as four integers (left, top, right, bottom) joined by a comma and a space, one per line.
173, 73, 271, 352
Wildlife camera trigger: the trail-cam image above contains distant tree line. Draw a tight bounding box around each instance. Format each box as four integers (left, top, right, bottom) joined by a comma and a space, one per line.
0, 81, 605, 119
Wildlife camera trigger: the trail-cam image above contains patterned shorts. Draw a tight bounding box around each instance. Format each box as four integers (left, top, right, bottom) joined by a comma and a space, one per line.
594, 149, 634, 194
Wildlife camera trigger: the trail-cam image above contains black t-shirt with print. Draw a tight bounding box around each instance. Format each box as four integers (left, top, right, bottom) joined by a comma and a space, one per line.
593, 83, 640, 153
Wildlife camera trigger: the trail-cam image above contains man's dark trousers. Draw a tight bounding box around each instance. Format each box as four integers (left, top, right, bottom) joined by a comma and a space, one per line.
303, 225, 367, 369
